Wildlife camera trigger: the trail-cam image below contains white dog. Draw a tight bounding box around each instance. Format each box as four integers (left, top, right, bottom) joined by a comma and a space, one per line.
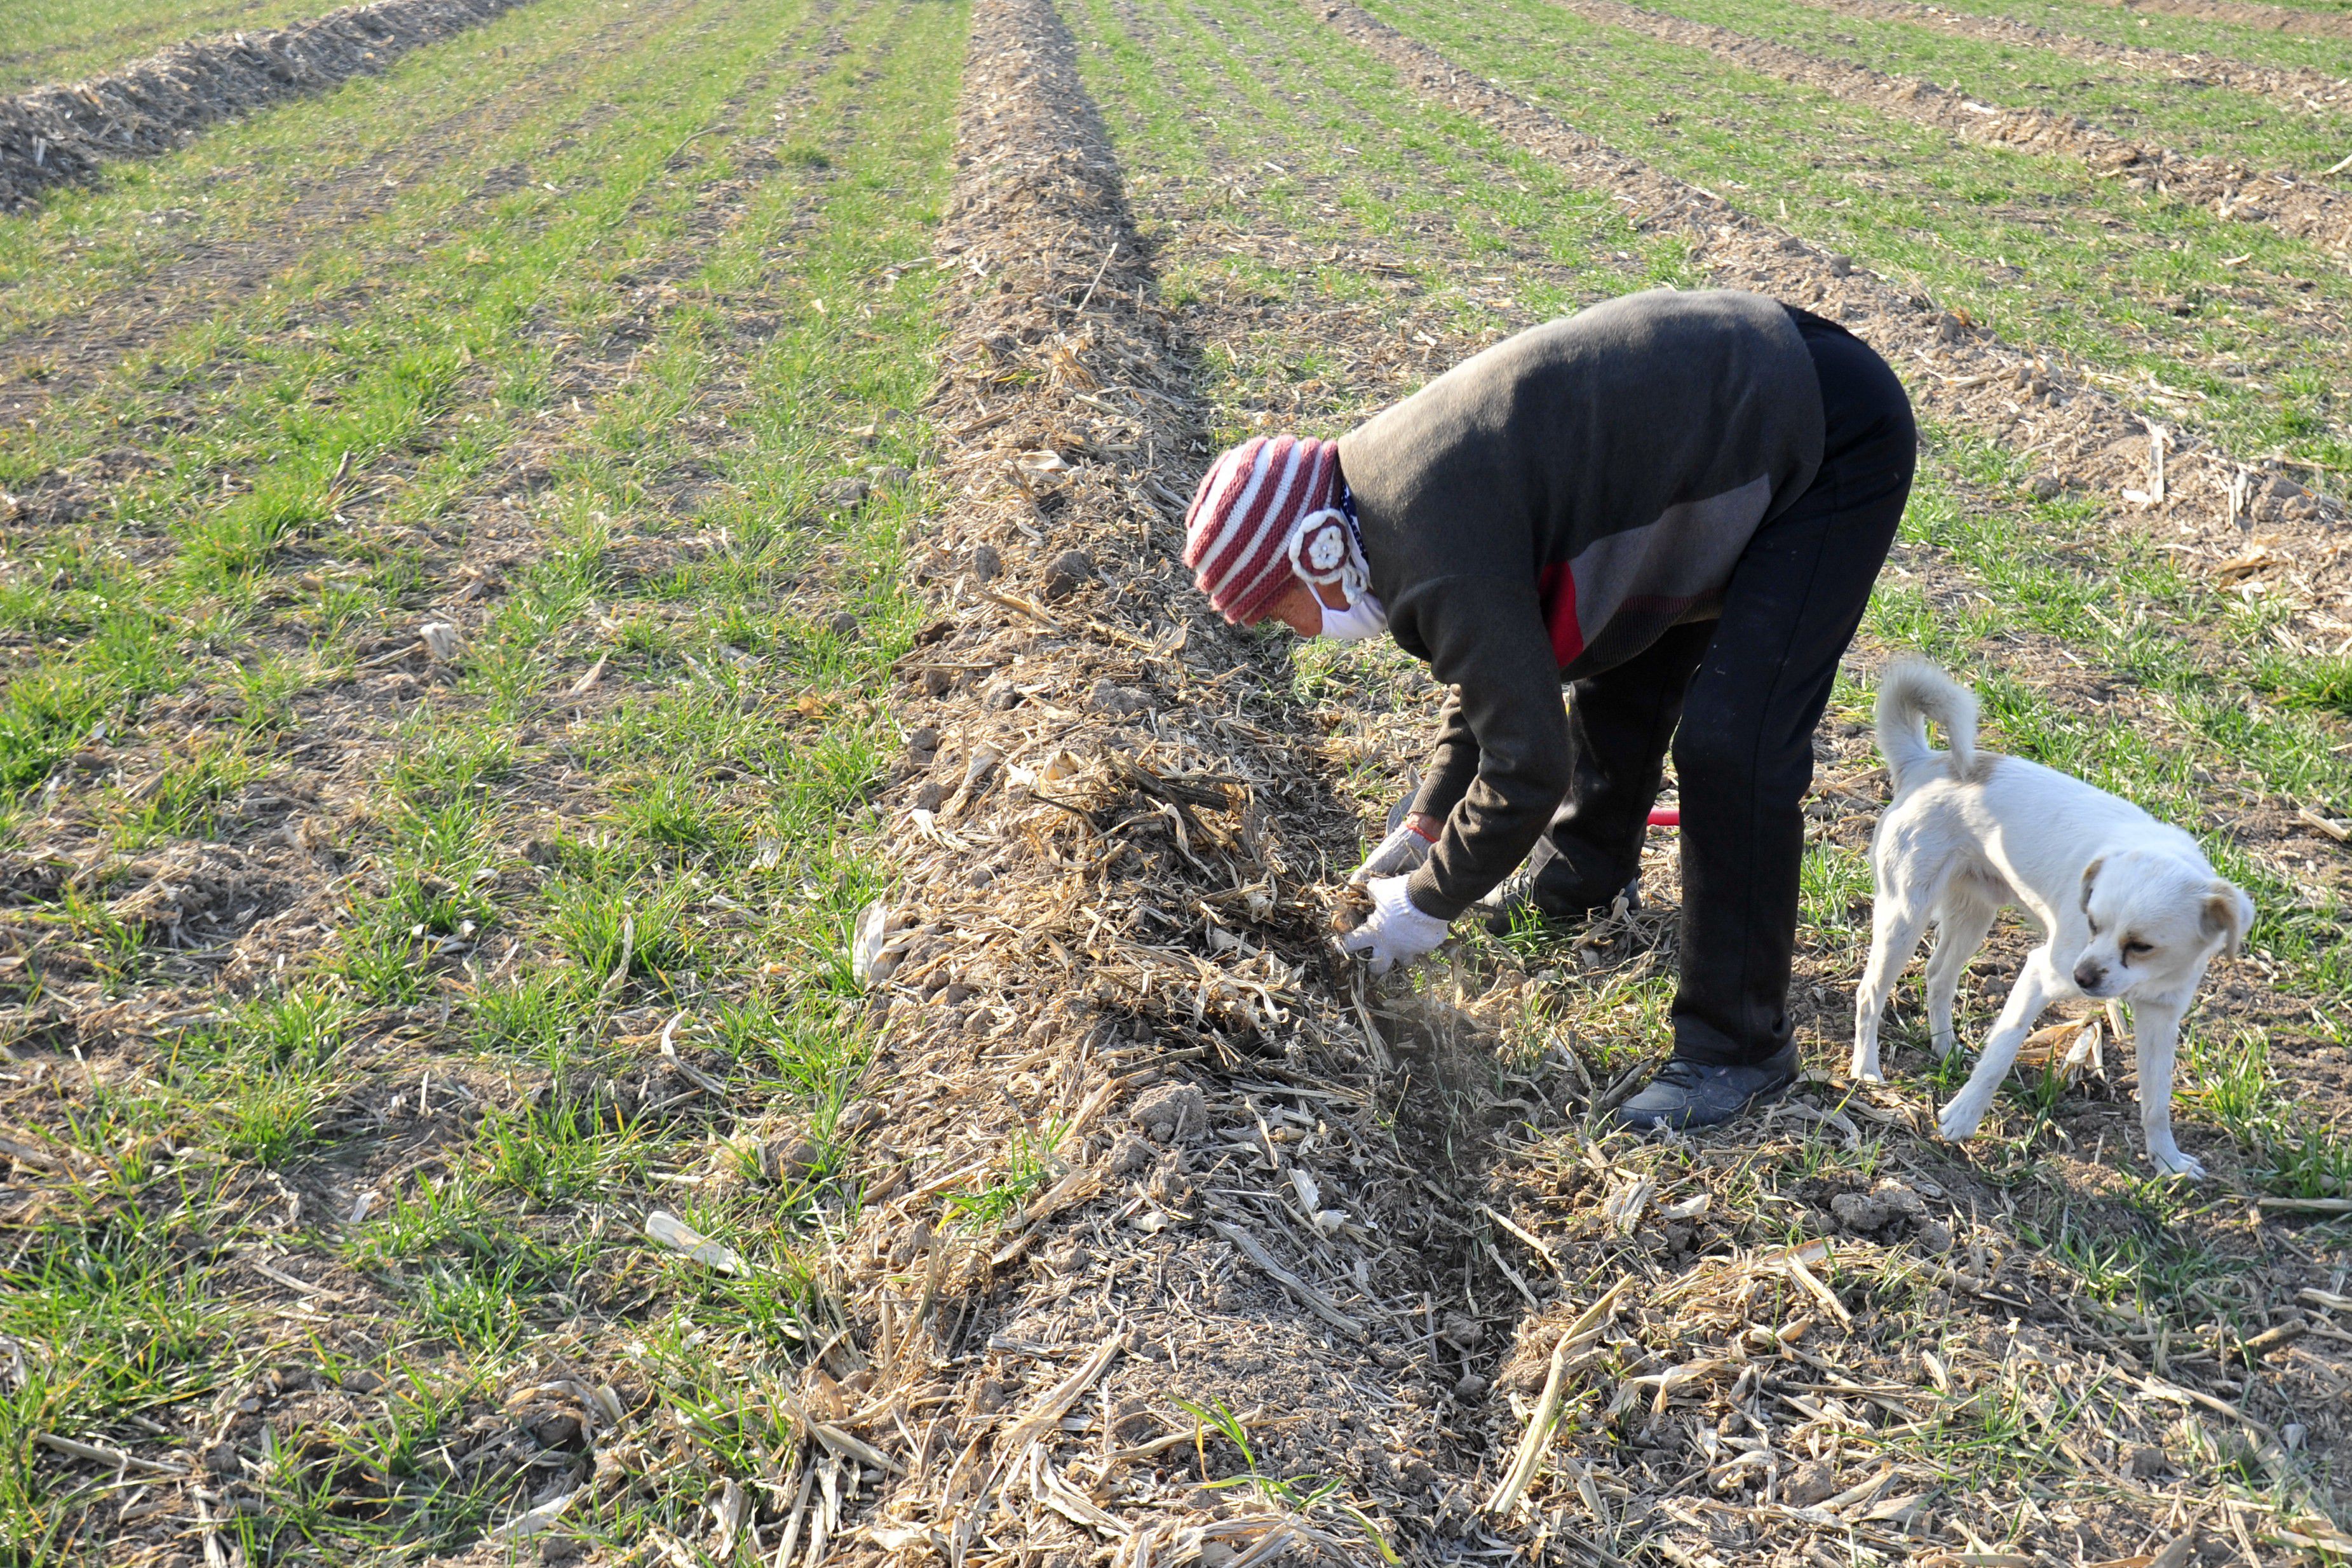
1850, 658, 2252, 1178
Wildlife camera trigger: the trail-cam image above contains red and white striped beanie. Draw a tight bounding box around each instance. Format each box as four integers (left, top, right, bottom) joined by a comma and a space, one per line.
1182, 435, 1347, 626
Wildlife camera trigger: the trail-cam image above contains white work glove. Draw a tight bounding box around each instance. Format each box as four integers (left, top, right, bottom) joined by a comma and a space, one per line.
1349, 816, 1438, 888
1337, 875, 1452, 974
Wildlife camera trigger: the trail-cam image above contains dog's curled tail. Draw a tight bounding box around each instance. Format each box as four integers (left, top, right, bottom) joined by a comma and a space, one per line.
1876, 656, 1978, 794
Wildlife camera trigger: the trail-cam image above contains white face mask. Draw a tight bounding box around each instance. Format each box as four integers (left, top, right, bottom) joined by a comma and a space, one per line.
1316, 589, 1388, 642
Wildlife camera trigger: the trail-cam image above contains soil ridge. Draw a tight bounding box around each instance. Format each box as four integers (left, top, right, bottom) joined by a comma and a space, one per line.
818, 0, 1553, 1555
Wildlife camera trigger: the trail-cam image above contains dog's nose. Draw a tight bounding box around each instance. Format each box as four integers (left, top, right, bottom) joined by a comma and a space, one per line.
2073, 961, 2106, 992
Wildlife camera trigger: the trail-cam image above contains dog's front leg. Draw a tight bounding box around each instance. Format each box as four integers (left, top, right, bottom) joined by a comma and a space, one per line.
2131, 999, 2203, 1180
1938, 946, 2061, 1142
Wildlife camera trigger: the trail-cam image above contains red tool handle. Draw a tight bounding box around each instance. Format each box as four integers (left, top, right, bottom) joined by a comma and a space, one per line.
1647, 806, 1680, 828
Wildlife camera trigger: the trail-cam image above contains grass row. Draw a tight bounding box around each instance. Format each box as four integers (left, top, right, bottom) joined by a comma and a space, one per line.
0, 0, 816, 799
1949, 0, 2352, 74
1363, 0, 2351, 489
2, 0, 968, 1553
0, 0, 702, 344
1633, 0, 2352, 174
0, 0, 337, 93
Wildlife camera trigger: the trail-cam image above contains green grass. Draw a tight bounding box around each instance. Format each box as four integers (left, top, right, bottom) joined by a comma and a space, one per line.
1633, 0, 2352, 173
1362, 0, 2351, 489
0, 0, 968, 1550
0, 0, 705, 344
0, 0, 341, 92
1928, 0, 2352, 74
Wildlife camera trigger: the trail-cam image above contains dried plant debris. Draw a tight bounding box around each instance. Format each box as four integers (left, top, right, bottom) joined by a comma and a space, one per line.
0, 0, 532, 210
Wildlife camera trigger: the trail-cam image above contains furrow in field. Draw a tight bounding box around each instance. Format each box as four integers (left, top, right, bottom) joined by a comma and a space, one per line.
0, 0, 716, 426
1551, 0, 2352, 249
1316, 0, 2352, 639
0, 0, 544, 210
2092, 0, 2352, 36
1788, 0, 2352, 116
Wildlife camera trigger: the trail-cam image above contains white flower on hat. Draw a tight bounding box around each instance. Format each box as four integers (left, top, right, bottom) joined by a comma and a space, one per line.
1284, 506, 1370, 605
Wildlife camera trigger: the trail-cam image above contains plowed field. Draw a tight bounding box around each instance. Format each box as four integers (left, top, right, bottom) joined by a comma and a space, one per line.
0, 0, 2346, 1562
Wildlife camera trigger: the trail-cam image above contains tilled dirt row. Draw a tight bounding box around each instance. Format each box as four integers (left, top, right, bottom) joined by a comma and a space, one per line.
807, 0, 2348, 1562
1543, 0, 2352, 251
1787, 0, 2352, 117
0, 0, 535, 210
1313, 0, 2351, 641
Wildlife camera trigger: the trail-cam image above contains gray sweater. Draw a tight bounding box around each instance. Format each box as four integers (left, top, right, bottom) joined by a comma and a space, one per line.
1336, 289, 1825, 919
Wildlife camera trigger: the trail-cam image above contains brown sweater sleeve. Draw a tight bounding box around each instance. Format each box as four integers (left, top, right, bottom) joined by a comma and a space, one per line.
1396, 575, 1571, 921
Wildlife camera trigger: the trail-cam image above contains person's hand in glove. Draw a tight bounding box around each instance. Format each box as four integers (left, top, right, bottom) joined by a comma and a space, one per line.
1337, 874, 1452, 973
1349, 812, 1441, 888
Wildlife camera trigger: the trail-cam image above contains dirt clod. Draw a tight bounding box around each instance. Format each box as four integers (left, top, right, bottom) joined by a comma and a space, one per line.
1040, 548, 1093, 599
1130, 1082, 1205, 1143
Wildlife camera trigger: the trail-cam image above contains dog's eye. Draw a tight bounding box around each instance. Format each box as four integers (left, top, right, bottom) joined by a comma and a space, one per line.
2123, 940, 2153, 959
2085, 918, 2100, 936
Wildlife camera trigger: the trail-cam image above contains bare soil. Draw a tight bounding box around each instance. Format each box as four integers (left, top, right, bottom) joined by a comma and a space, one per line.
2095, 0, 2352, 38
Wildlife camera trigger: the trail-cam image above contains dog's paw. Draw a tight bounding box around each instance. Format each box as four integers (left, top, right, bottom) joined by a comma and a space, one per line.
2148, 1146, 2206, 1181
1848, 1052, 1882, 1083
1936, 1100, 1986, 1142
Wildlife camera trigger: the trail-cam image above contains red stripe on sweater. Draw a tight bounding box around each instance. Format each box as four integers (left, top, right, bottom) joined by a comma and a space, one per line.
1538, 562, 1583, 668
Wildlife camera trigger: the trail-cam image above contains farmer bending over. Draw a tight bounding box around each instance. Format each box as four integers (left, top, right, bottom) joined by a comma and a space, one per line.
1181, 290, 1915, 1131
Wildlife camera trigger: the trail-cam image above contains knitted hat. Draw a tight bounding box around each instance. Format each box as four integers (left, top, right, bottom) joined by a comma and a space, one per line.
1182, 435, 1351, 626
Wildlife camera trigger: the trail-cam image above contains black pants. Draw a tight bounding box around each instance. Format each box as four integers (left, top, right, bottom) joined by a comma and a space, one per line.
1527, 308, 1915, 1067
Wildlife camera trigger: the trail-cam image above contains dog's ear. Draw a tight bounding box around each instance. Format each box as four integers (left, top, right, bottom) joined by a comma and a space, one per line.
2079, 857, 2105, 913
2201, 882, 2254, 957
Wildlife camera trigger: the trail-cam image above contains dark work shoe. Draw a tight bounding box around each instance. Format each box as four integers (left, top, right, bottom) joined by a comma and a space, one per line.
1479, 864, 1642, 936
1612, 1044, 1800, 1132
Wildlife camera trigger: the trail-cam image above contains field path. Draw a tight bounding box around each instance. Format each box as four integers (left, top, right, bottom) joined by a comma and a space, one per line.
1787, 0, 2352, 116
